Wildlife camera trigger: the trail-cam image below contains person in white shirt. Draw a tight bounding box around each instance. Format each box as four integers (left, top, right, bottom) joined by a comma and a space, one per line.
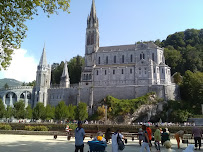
112, 129, 124, 152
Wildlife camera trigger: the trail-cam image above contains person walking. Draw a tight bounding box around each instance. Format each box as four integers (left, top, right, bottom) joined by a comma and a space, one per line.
192, 126, 202, 150
146, 124, 152, 148
154, 125, 161, 152
75, 121, 85, 152
105, 128, 112, 143
161, 128, 170, 146
112, 129, 124, 152
140, 125, 151, 152
174, 130, 185, 149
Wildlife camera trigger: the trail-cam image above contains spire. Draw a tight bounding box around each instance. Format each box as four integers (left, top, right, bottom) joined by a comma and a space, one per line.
87, 0, 98, 28
90, 0, 96, 19
61, 61, 69, 78
39, 45, 47, 66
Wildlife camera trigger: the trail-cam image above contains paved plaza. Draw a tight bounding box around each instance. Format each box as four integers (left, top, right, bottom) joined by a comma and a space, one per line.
0, 134, 199, 152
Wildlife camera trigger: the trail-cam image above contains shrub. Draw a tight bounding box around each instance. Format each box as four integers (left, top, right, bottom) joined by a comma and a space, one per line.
24, 125, 49, 131
0, 123, 12, 130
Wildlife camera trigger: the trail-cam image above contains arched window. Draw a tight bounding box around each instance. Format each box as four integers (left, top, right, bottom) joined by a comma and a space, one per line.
98, 57, 100, 64
97, 70, 99, 75
114, 56, 116, 63
86, 74, 88, 80
121, 69, 124, 74
113, 70, 115, 74
130, 54, 133, 62
105, 70, 107, 75
122, 55, 124, 63
140, 54, 142, 60
143, 54, 145, 59
130, 69, 132, 74
106, 56, 108, 64
139, 68, 141, 74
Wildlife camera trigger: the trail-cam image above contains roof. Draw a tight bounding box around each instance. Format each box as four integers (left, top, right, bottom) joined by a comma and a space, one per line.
97, 42, 161, 53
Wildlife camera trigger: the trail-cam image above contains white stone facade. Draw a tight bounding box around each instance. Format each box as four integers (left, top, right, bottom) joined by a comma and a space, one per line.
0, 0, 178, 111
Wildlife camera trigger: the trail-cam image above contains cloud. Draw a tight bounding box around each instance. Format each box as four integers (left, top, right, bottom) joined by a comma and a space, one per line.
0, 48, 38, 82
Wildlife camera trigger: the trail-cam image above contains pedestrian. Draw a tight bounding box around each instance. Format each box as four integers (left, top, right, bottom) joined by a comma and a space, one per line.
140, 125, 151, 152
112, 129, 125, 152
105, 128, 112, 143
146, 124, 152, 148
161, 128, 170, 146
192, 126, 202, 150
75, 121, 85, 152
93, 131, 106, 142
154, 125, 161, 152
138, 127, 143, 146
174, 130, 185, 149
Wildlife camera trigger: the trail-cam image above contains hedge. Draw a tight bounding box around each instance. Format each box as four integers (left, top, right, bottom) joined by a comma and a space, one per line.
0, 123, 12, 130
1, 123, 202, 134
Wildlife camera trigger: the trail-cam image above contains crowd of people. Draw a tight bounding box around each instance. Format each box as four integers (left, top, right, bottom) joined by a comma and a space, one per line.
68, 121, 202, 152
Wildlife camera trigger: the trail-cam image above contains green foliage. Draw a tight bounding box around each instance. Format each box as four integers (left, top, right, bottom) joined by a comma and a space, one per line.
180, 71, 203, 114
0, 123, 12, 130
51, 61, 64, 84
75, 102, 88, 121
25, 104, 32, 119
22, 80, 36, 86
0, 99, 6, 118
160, 100, 193, 122
0, 0, 70, 70
162, 29, 203, 74
97, 105, 106, 120
67, 104, 76, 121
13, 100, 25, 119
25, 125, 49, 131
45, 105, 55, 120
33, 102, 46, 120
104, 93, 157, 118
55, 101, 68, 120
68, 55, 85, 84
4, 83, 9, 89
5, 106, 13, 119
173, 72, 182, 85
51, 56, 84, 84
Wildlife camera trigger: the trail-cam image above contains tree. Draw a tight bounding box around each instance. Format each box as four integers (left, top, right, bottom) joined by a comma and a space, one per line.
33, 102, 46, 120
173, 72, 182, 85
25, 104, 32, 119
4, 83, 9, 89
68, 55, 84, 84
5, 106, 13, 120
0, 99, 6, 118
51, 61, 64, 84
97, 105, 105, 120
180, 70, 203, 114
67, 104, 76, 121
55, 101, 68, 120
13, 100, 25, 119
45, 104, 55, 121
0, 0, 70, 70
75, 102, 88, 121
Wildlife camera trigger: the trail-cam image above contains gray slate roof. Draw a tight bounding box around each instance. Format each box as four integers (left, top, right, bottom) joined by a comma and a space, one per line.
97, 42, 160, 52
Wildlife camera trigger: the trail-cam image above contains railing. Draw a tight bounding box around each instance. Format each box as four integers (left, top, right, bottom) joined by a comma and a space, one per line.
0, 86, 33, 91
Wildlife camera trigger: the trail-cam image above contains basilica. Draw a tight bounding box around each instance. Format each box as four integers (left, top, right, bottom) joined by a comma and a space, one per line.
0, 0, 178, 113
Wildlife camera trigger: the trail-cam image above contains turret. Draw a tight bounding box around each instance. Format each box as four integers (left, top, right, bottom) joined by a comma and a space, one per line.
34, 45, 51, 107
60, 61, 70, 88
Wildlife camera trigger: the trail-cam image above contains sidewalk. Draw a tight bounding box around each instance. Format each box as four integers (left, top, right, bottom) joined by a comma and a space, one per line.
0, 134, 199, 152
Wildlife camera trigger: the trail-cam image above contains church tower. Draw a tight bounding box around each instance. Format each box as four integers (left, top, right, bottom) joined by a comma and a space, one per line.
60, 61, 70, 88
85, 0, 99, 67
34, 46, 51, 107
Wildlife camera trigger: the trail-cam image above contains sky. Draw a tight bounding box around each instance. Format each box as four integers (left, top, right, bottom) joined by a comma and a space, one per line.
0, 0, 203, 82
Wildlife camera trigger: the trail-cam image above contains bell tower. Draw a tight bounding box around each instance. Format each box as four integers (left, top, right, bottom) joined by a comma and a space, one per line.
34, 45, 51, 107
85, 0, 99, 67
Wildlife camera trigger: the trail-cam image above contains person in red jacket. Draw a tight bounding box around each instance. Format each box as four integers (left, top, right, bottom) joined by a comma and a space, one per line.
146, 124, 152, 148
